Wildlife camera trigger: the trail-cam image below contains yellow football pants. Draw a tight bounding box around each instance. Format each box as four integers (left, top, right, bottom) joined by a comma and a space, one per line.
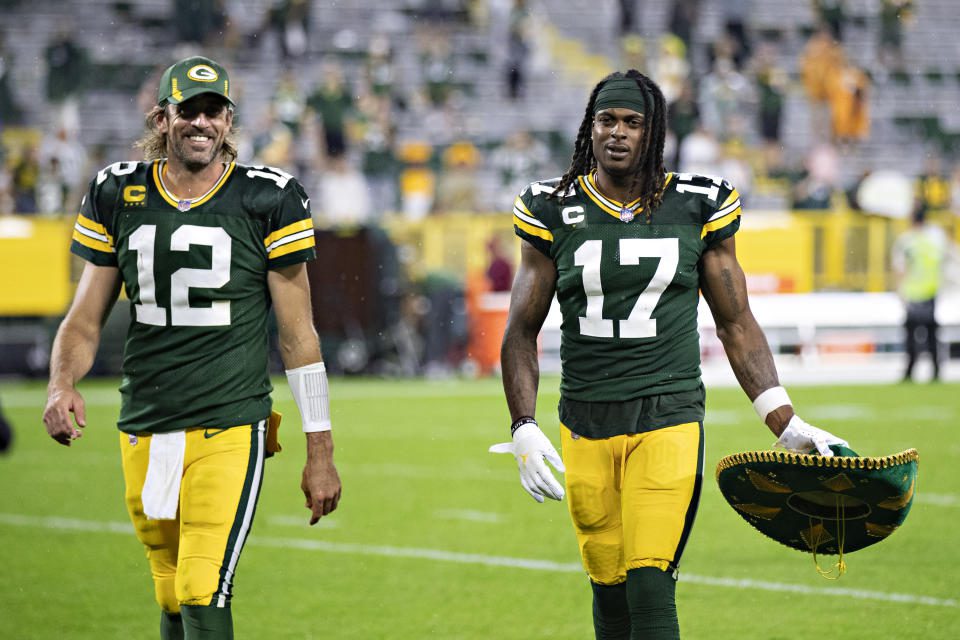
560, 422, 704, 585
119, 419, 267, 612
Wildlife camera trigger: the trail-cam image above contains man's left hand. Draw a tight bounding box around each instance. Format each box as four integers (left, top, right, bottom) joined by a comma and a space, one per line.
774, 415, 848, 457
302, 432, 341, 525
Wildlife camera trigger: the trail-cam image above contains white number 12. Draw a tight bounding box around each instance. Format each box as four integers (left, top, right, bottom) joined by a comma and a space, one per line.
573, 238, 679, 338
128, 224, 232, 327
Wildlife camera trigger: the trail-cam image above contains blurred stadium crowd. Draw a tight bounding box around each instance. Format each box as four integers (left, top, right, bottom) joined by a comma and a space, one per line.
0, 0, 958, 377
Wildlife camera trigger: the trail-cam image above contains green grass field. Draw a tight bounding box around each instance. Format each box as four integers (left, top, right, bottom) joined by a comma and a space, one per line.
0, 377, 957, 639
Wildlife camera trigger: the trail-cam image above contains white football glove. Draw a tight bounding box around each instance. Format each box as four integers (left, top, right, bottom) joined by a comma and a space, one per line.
490, 421, 566, 503
774, 415, 848, 457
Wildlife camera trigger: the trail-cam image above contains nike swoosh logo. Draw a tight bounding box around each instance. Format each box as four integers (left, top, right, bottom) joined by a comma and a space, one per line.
203, 427, 230, 439
301, 198, 310, 209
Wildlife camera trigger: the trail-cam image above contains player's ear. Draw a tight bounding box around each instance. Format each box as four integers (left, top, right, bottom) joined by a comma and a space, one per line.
155, 105, 170, 134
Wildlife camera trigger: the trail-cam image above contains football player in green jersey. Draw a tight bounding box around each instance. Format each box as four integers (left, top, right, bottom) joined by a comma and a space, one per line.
42, 56, 341, 640
492, 70, 848, 639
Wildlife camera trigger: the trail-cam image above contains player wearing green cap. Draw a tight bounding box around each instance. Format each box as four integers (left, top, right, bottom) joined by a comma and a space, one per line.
43, 55, 342, 639
492, 69, 848, 638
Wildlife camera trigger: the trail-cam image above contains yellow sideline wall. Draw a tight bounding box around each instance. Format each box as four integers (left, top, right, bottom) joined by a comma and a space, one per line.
383, 209, 960, 294
0, 217, 74, 316
2, 210, 958, 316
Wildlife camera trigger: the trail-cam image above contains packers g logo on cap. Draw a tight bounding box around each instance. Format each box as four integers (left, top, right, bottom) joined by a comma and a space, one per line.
187, 64, 218, 82
158, 56, 235, 107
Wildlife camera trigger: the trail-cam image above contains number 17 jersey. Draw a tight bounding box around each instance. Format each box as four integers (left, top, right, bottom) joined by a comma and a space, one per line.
513, 172, 741, 404
71, 160, 316, 434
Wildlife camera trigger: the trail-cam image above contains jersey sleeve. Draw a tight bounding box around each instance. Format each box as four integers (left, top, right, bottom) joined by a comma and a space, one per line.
700, 180, 742, 248
70, 173, 118, 267
512, 181, 555, 256
264, 178, 317, 269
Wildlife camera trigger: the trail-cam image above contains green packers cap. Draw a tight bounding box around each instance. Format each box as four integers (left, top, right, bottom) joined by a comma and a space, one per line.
157, 56, 235, 107
716, 445, 918, 568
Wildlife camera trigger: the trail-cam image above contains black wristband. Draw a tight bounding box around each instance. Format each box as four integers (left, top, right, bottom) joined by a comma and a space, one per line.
510, 416, 537, 436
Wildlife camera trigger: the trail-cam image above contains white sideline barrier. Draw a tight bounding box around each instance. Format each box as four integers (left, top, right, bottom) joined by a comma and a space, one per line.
530, 291, 960, 384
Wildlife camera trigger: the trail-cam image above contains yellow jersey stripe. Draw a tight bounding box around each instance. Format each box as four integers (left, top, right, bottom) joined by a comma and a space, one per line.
700, 207, 741, 239
264, 218, 314, 248
513, 206, 547, 230
720, 188, 741, 210
268, 236, 315, 259
514, 196, 536, 219
72, 229, 114, 253
76, 213, 109, 237
707, 198, 741, 222
514, 216, 554, 242
73, 219, 113, 246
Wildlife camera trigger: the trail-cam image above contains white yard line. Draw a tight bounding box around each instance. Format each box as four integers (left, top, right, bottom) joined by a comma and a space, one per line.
915, 493, 960, 507
1, 513, 954, 609
433, 509, 505, 523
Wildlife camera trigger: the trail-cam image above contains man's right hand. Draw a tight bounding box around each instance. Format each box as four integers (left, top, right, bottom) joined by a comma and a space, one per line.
490, 421, 566, 503
42, 386, 86, 446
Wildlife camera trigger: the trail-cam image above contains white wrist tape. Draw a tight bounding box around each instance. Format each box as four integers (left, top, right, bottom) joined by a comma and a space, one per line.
752, 386, 791, 421
285, 362, 331, 432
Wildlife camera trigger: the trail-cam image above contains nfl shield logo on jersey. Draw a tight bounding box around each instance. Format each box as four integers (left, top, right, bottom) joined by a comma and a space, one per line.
619, 206, 635, 223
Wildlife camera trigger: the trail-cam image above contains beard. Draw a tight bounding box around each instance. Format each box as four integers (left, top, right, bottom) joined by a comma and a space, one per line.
168, 134, 222, 172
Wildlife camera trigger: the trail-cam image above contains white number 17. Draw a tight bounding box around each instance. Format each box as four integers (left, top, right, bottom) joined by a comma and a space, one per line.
573, 238, 679, 338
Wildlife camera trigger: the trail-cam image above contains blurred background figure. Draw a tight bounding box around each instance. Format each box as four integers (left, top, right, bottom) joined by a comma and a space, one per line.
800, 24, 843, 143
892, 203, 954, 382
813, 0, 846, 42
828, 55, 870, 146
266, 0, 311, 59
485, 235, 513, 293
307, 60, 355, 161
315, 152, 372, 228
0, 398, 11, 454
490, 129, 552, 211
751, 41, 787, 177
44, 23, 88, 134
172, 0, 227, 47
791, 143, 841, 210
38, 125, 88, 214
435, 138, 481, 212
878, 0, 914, 71
397, 140, 435, 220
0, 32, 24, 127
504, 0, 531, 100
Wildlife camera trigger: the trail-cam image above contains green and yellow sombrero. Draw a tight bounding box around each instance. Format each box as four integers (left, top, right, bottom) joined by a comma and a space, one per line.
716, 445, 918, 576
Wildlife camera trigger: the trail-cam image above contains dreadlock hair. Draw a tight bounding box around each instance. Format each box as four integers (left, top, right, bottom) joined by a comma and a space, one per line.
134, 104, 239, 162
551, 70, 668, 220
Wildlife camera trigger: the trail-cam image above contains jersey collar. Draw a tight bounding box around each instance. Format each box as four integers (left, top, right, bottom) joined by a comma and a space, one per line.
577, 171, 674, 220
153, 159, 235, 211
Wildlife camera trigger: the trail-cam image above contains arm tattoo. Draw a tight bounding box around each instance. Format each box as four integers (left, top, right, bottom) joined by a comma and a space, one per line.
743, 349, 778, 393
720, 267, 743, 316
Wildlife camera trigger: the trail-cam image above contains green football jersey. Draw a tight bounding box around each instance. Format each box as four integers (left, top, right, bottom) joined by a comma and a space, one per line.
513, 171, 741, 407
71, 160, 316, 434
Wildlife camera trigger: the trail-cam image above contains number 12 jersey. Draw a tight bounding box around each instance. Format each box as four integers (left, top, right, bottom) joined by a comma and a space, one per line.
71, 160, 316, 434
